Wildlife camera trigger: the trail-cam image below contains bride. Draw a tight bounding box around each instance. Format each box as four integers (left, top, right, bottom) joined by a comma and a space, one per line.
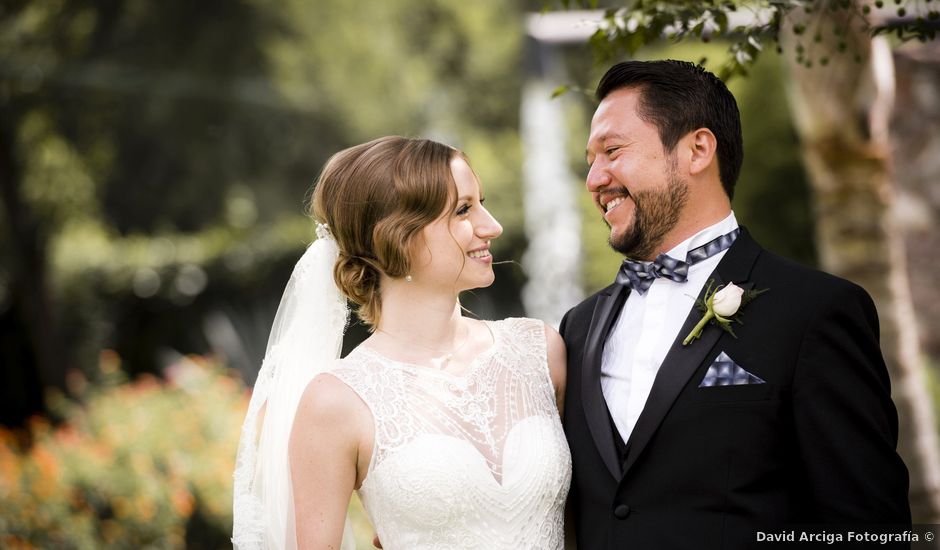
232, 136, 571, 549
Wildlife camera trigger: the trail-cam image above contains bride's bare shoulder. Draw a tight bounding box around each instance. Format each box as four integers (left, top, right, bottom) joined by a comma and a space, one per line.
295, 372, 370, 428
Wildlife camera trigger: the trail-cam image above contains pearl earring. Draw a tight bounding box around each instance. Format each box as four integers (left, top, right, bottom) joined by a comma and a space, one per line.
405, 275, 413, 282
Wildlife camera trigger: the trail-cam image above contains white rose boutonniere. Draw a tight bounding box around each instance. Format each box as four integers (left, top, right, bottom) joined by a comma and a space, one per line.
711, 283, 744, 317
683, 280, 768, 346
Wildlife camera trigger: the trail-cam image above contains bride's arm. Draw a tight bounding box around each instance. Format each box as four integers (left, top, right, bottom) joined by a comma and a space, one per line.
544, 324, 567, 418
546, 324, 574, 548
289, 373, 366, 549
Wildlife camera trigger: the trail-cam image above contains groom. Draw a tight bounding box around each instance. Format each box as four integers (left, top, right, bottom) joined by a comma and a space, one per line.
560, 60, 910, 549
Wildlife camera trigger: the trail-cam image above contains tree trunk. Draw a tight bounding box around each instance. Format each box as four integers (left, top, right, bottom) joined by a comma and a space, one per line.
0, 113, 61, 425
782, 3, 940, 523
891, 41, 940, 362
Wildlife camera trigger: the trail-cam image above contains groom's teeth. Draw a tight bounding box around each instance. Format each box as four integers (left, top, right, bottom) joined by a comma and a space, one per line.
468, 250, 490, 259
606, 197, 625, 212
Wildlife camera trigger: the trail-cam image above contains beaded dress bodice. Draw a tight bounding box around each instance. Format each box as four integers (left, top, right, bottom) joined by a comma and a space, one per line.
328, 317, 571, 550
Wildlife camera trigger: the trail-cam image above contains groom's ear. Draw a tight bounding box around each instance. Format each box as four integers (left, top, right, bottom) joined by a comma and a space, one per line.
686, 128, 718, 178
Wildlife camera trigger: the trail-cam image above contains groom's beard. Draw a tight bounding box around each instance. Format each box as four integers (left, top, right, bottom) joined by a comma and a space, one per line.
608, 167, 689, 260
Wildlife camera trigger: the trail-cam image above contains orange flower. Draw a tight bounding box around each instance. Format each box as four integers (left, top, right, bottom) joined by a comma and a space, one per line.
135, 493, 156, 521
54, 425, 80, 447
0, 441, 20, 486
29, 445, 59, 499
171, 485, 194, 517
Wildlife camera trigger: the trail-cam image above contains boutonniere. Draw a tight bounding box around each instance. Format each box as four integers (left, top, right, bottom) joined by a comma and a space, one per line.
682, 280, 769, 346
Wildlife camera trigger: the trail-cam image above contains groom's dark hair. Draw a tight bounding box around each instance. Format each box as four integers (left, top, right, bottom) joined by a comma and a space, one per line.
597, 60, 743, 200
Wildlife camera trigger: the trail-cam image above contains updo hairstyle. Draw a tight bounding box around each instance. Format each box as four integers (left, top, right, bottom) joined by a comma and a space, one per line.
310, 136, 462, 327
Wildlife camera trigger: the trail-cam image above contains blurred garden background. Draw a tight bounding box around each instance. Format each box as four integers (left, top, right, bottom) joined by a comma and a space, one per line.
2, 0, 939, 547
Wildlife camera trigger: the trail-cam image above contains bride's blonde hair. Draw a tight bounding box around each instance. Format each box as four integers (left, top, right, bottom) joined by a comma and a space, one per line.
310, 136, 464, 327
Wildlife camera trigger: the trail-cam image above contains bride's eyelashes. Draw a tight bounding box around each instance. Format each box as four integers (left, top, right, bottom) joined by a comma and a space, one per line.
455, 197, 485, 217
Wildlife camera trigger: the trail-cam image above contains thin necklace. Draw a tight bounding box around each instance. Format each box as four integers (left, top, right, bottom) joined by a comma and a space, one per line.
376, 322, 471, 369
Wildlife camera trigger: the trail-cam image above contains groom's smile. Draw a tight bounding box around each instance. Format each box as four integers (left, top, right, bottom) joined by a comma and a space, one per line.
603, 196, 626, 213
598, 189, 633, 226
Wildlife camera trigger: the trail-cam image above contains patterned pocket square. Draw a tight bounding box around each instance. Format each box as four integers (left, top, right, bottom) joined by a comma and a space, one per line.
699, 351, 766, 387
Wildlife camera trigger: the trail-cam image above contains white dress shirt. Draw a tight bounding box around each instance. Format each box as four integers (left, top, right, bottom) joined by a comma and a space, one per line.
601, 212, 739, 443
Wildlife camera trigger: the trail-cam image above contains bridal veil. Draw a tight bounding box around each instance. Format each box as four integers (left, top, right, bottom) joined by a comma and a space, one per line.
232, 224, 355, 549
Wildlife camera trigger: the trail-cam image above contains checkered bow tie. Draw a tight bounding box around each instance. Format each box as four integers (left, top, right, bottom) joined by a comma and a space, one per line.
615, 228, 741, 295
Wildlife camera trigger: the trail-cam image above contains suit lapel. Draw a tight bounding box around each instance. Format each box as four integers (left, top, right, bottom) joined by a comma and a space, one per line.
621, 229, 762, 476
582, 283, 629, 480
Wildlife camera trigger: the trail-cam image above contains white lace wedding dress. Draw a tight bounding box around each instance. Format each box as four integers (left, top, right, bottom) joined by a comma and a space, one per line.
327, 317, 571, 550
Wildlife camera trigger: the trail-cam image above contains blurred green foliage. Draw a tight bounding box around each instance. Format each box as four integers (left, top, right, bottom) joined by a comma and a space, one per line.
556, 0, 940, 80
1, 0, 530, 422
0, 355, 243, 548
0, 353, 374, 549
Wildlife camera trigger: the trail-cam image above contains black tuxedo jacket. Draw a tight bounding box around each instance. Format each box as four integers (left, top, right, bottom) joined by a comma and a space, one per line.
560, 229, 910, 549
